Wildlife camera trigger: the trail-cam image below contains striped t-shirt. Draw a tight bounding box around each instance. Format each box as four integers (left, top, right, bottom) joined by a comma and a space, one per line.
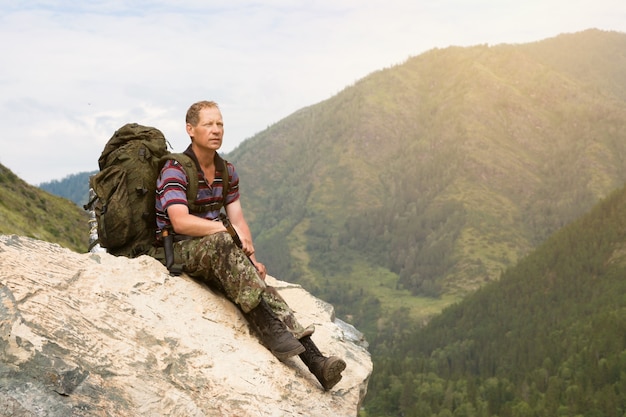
155, 150, 239, 231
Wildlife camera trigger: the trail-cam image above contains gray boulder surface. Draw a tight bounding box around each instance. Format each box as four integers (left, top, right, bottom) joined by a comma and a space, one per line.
0, 235, 372, 416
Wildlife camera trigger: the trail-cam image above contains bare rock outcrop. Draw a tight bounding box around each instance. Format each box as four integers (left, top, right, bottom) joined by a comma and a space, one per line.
0, 235, 372, 416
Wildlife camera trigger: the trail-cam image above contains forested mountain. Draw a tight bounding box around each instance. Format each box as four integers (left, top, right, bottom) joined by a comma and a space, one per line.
364, 182, 626, 416
39, 170, 96, 207
228, 28, 626, 310
0, 163, 87, 252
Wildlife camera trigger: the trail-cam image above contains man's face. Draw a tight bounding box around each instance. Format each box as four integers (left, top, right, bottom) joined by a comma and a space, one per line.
187, 107, 224, 151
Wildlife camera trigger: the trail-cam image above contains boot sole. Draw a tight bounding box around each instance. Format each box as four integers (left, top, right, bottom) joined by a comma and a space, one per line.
321, 357, 346, 390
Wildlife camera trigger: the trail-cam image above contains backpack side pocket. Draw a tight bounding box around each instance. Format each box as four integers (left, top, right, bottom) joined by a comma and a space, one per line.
91, 166, 131, 250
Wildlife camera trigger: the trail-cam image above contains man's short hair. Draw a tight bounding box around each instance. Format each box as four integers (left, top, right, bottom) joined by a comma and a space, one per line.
186, 101, 219, 126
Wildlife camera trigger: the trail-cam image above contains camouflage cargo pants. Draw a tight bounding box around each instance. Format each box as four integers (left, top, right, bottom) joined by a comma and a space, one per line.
153, 232, 313, 339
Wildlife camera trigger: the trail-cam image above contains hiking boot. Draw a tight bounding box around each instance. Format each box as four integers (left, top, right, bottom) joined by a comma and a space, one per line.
299, 335, 346, 390
245, 298, 305, 360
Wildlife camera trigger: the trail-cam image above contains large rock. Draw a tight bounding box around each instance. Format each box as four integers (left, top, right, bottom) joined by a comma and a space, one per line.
0, 235, 372, 416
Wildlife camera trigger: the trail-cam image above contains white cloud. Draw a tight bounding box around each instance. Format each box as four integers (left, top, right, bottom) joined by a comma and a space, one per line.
0, 0, 624, 184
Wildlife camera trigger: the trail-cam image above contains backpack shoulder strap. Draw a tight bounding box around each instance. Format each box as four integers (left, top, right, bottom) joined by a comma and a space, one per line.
159, 153, 200, 211
158, 152, 229, 214
221, 157, 229, 210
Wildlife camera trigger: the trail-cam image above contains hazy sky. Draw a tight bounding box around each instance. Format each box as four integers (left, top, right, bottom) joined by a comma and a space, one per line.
1, 1, 624, 185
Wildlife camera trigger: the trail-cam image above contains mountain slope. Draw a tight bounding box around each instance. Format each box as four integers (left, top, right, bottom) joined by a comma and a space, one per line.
228, 29, 626, 305
365, 181, 626, 416
0, 163, 88, 252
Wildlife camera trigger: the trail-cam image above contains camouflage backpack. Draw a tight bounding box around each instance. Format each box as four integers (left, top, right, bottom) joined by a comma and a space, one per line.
85, 123, 228, 258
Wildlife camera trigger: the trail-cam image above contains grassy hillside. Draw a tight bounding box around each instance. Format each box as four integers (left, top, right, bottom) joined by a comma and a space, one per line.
364, 181, 626, 416
0, 164, 88, 252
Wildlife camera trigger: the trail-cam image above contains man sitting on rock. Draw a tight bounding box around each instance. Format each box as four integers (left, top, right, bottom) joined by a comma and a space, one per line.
152, 100, 345, 390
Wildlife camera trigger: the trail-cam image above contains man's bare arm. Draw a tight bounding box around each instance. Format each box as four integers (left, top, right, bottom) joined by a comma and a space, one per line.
167, 204, 226, 236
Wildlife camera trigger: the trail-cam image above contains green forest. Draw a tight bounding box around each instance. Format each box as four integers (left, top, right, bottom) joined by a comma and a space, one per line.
362, 184, 626, 416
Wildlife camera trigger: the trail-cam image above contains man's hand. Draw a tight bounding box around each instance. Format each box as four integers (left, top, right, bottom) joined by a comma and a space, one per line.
222, 202, 264, 278
233, 223, 255, 256
254, 261, 267, 280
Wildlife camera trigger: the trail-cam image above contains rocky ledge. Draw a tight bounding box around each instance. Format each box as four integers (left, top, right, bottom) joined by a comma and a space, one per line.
0, 235, 372, 417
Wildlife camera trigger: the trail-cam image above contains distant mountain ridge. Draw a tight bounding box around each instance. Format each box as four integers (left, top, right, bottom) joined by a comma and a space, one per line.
39, 170, 96, 207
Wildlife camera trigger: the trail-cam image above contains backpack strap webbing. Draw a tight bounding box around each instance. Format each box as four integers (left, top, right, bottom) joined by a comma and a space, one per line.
159, 151, 230, 214
221, 157, 230, 208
